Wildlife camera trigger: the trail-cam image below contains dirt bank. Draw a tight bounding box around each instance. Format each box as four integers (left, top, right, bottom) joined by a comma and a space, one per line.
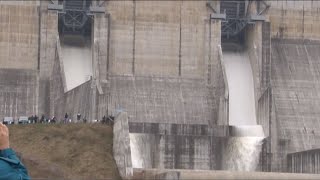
8, 123, 120, 180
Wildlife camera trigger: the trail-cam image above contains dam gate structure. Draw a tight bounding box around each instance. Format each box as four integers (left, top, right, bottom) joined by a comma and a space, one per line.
2, 0, 320, 179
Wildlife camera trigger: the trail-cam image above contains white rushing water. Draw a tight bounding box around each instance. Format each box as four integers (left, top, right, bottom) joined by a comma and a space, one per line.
61, 36, 92, 91
130, 134, 144, 168
129, 134, 153, 168
223, 137, 264, 171
223, 51, 257, 125
222, 50, 264, 171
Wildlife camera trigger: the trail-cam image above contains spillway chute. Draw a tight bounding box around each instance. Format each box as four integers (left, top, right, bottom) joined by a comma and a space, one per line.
221, 46, 265, 171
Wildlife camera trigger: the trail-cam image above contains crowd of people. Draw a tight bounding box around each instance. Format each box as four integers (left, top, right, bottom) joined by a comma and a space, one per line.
27, 114, 56, 124
26, 113, 115, 125
101, 115, 115, 126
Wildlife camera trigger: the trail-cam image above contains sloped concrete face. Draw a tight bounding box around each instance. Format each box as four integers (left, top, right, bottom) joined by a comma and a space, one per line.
106, 76, 224, 125
270, 39, 320, 171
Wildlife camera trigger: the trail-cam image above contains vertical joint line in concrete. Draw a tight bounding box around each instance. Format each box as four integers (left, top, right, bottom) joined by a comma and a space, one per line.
132, 0, 136, 75
106, 13, 111, 80
37, 5, 41, 70
178, 1, 182, 76
302, 4, 305, 38
208, 18, 212, 85
268, 87, 272, 165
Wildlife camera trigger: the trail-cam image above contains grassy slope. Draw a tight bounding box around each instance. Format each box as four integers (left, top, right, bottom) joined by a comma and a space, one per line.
8, 123, 121, 180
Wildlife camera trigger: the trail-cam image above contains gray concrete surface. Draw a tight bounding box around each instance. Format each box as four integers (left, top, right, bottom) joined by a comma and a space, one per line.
129, 122, 228, 137
50, 37, 95, 121
113, 118, 229, 180
106, 75, 223, 125
288, 148, 320, 174
113, 112, 133, 178
104, 1, 220, 78
4, 0, 320, 177
134, 168, 320, 180
129, 132, 226, 170
270, 39, 320, 172
268, 1, 320, 40
0, 69, 38, 119
38, 0, 58, 116
0, 1, 39, 70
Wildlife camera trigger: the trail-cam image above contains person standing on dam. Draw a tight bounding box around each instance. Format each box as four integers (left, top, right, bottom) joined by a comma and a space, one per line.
77, 113, 81, 121
64, 113, 69, 124
0, 123, 30, 180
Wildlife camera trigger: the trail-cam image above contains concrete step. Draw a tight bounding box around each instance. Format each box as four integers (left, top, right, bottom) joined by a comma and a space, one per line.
128, 122, 228, 137
133, 168, 320, 180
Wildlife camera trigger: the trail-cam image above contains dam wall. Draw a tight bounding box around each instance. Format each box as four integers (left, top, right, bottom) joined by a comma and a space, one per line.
58, 79, 94, 122
268, 1, 320, 40
128, 122, 227, 171
0, 1, 39, 119
0, 0, 225, 124
270, 39, 320, 171
50, 42, 96, 121
250, 1, 320, 171
0, 1, 39, 70
288, 148, 320, 174
106, 75, 223, 125
93, 12, 109, 87
38, 0, 58, 115
0, 69, 38, 119
244, 0, 320, 172
113, 112, 229, 179
98, 1, 225, 125
128, 131, 226, 170
103, 1, 220, 78
39, 1, 57, 78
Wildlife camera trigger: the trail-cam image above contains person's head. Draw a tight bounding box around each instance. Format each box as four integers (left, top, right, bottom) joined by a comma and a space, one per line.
0, 123, 9, 150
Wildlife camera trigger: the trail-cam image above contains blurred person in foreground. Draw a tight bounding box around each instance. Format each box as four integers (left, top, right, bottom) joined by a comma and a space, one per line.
0, 123, 30, 180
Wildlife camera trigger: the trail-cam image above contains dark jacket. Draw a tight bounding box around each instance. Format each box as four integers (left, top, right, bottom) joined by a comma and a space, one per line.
0, 148, 30, 180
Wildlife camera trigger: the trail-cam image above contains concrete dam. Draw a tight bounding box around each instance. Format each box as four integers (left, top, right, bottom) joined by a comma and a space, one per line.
2, 0, 320, 179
